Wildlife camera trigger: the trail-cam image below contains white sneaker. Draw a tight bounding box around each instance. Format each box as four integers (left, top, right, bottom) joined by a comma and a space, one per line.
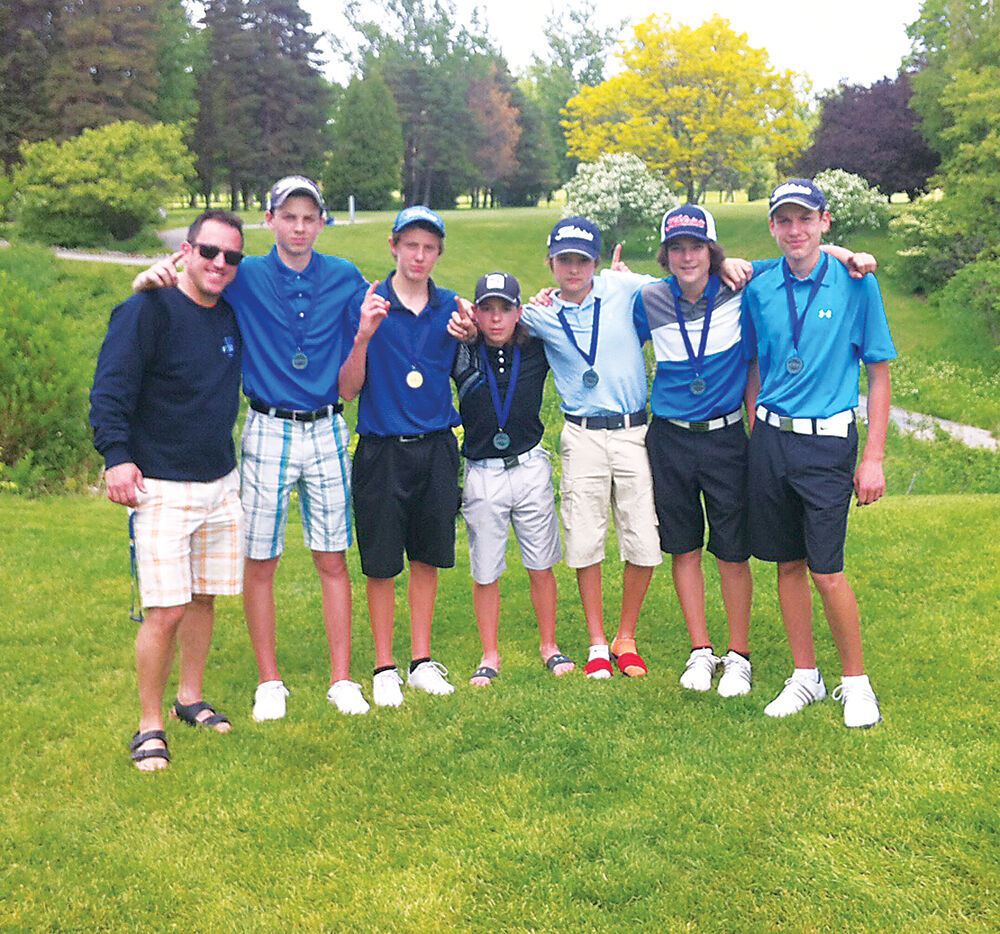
717, 651, 752, 697
764, 673, 827, 718
372, 668, 404, 708
327, 680, 370, 716
679, 648, 720, 691
252, 680, 289, 721
407, 660, 455, 696
832, 677, 882, 728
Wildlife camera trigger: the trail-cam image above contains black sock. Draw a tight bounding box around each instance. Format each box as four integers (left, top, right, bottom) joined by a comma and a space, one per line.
409, 656, 431, 673
728, 649, 751, 661
373, 664, 397, 676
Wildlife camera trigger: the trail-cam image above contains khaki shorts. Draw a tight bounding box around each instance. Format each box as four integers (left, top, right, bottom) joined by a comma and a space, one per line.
462, 445, 562, 585
131, 469, 243, 608
559, 421, 661, 568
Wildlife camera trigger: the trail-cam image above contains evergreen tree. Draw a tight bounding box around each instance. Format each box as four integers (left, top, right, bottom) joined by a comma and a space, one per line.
45, 0, 162, 138
0, 0, 59, 173
322, 72, 403, 212
495, 86, 558, 207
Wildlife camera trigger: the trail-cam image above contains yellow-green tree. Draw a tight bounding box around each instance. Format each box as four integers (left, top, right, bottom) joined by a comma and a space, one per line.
563, 15, 809, 202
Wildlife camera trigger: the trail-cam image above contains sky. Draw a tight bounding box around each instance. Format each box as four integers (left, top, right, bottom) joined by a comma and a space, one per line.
302, 0, 925, 95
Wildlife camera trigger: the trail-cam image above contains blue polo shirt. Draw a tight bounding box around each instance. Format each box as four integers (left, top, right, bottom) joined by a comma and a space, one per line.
225, 247, 368, 410
741, 257, 896, 418
521, 269, 654, 417
349, 273, 461, 437
633, 275, 748, 421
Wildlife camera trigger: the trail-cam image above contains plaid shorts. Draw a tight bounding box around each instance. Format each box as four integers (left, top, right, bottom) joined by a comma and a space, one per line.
131, 469, 243, 608
241, 408, 353, 559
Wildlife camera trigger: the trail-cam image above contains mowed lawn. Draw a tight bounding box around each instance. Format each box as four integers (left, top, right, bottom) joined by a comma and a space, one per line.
2, 202, 999, 930
1, 493, 998, 932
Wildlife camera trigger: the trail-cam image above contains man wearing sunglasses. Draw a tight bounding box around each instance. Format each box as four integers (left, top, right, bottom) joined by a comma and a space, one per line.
132, 176, 372, 721
91, 209, 245, 771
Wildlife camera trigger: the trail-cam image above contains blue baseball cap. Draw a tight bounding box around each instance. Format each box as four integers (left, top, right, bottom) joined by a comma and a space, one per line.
393, 205, 446, 238
769, 178, 827, 216
547, 217, 601, 261
660, 205, 718, 244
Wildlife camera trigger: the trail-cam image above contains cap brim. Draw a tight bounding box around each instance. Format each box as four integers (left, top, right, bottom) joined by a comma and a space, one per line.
475, 292, 520, 305
769, 196, 823, 216
549, 246, 599, 259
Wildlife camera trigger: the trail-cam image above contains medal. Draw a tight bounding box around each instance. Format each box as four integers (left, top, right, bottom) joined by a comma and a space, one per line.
556, 298, 602, 389
480, 343, 522, 453
671, 276, 719, 401
292, 352, 308, 370
406, 369, 424, 389
782, 255, 828, 379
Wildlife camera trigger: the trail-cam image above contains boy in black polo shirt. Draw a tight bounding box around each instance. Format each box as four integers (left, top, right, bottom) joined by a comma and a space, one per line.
452, 272, 574, 684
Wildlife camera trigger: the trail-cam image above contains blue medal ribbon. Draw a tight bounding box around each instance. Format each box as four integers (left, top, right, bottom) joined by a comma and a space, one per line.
782, 254, 829, 351
479, 342, 521, 434
555, 296, 601, 371
670, 274, 720, 379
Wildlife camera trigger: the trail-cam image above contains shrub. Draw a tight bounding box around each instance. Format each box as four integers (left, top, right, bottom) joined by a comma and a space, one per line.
563, 152, 678, 254
0, 271, 100, 492
14, 121, 194, 248
890, 196, 985, 294
814, 168, 890, 237
933, 252, 1000, 346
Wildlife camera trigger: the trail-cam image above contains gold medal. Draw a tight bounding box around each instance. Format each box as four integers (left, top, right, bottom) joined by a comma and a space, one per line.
406, 369, 424, 389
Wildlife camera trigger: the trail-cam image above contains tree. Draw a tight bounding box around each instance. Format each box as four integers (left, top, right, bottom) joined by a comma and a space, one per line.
322, 72, 403, 211
44, 0, 162, 138
14, 121, 194, 246
526, 9, 624, 185
465, 63, 521, 207
494, 87, 558, 207
563, 15, 808, 203
797, 75, 939, 199
0, 0, 60, 173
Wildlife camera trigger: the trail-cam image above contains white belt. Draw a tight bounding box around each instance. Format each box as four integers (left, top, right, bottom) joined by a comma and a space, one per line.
666, 409, 743, 432
468, 444, 545, 471
756, 405, 854, 438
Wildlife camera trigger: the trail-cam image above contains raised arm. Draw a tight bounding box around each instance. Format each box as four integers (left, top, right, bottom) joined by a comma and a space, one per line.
338, 282, 388, 401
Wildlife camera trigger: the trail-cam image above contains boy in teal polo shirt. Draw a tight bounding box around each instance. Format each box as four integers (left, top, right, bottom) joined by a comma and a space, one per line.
741, 178, 895, 729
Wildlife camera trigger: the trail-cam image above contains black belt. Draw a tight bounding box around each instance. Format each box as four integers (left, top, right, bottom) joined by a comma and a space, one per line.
361, 428, 452, 444
565, 409, 647, 430
249, 399, 343, 422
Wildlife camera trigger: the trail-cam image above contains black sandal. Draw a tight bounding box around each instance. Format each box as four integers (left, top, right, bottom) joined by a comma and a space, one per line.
129, 730, 170, 768
170, 699, 231, 730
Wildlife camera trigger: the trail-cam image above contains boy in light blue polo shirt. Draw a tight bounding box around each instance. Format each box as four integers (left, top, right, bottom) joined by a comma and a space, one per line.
741, 178, 896, 729
520, 218, 661, 680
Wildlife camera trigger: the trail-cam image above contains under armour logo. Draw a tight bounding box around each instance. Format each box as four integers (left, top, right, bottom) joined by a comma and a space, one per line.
817, 309, 832, 319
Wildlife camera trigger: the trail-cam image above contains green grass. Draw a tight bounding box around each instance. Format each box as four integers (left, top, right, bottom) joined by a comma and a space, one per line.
2, 493, 998, 931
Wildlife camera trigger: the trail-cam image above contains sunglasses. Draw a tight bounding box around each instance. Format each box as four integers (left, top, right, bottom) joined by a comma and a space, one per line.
189, 242, 244, 266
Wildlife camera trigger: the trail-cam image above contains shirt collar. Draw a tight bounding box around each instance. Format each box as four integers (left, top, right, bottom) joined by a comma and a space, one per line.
268, 245, 315, 280
384, 271, 440, 315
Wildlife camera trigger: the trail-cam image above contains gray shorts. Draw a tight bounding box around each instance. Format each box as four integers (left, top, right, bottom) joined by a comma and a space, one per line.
462, 445, 562, 585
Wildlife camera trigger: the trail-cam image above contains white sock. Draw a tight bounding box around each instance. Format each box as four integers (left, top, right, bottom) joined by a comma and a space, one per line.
588, 644, 610, 663
840, 674, 872, 688
793, 667, 821, 683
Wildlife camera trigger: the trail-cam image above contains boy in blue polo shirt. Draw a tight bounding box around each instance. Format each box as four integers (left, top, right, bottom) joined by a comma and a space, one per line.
340, 206, 461, 707
741, 178, 895, 728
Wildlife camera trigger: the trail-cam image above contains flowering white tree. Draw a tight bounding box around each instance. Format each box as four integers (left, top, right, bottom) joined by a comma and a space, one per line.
564, 152, 678, 252
815, 169, 890, 237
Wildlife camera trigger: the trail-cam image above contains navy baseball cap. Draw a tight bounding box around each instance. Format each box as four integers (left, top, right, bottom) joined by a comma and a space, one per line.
547, 217, 601, 261
268, 175, 325, 214
393, 205, 446, 238
769, 178, 827, 216
660, 205, 718, 244
474, 271, 521, 306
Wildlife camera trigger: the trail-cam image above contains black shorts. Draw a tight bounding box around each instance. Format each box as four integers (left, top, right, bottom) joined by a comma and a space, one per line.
646, 417, 750, 562
747, 420, 858, 573
352, 431, 460, 578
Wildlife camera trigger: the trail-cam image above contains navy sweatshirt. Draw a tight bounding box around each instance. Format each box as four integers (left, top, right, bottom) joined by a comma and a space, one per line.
89, 287, 242, 482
